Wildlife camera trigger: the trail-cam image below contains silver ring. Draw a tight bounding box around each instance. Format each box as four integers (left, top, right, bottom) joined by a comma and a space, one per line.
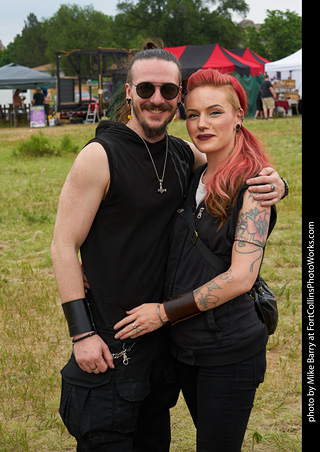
270, 183, 275, 192
132, 323, 137, 329
136, 327, 141, 333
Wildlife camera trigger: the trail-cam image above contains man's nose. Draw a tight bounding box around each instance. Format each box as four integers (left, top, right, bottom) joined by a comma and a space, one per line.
149, 86, 165, 104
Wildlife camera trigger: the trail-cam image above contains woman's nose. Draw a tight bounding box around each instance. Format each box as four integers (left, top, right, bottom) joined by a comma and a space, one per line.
197, 114, 209, 130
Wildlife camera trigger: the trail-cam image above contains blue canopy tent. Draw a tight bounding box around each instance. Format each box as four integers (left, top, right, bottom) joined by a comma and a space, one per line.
0, 63, 56, 89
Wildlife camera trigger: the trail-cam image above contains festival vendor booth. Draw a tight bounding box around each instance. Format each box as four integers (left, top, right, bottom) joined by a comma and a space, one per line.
265, 49, 302, 115
164, 43, 267, 117
0, 63, 56, 126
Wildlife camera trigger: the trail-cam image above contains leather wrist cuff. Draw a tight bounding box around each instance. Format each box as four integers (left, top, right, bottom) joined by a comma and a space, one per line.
163, 292, 200, 325
62, 298, 96, 337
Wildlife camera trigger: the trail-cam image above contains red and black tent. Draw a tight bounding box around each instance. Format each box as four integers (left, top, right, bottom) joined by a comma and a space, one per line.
229, 47, 270, 68
164, 43, 264, 77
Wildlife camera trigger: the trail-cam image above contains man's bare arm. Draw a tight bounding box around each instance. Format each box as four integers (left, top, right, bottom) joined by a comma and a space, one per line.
51, 142, 114, 373
51, 142, 109, 301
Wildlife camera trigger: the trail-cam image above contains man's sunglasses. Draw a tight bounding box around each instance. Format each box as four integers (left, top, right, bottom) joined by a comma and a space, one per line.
131, 82, 181, 100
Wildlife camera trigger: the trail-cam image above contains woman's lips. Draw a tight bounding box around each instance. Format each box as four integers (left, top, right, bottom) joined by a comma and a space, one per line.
196, 134, 214, 141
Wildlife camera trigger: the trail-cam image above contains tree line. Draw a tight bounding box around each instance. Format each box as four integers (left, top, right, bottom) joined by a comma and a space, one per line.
0, 0, 301, 72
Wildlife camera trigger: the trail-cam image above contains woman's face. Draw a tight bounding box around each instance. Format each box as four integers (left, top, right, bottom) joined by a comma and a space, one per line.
185, 85, 241, 159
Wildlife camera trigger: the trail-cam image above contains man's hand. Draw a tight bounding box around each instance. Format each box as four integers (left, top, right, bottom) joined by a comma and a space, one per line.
246, 167, 284, 207
73, 333, 115, 374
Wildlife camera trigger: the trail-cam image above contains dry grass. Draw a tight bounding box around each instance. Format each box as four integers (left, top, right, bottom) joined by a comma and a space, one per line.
0, 117, 302, 451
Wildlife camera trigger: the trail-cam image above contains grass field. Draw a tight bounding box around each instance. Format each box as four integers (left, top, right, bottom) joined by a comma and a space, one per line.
0, 117, 302, 451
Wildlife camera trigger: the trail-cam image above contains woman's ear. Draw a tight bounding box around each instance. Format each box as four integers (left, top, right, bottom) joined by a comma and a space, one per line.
238, 107, 244, 123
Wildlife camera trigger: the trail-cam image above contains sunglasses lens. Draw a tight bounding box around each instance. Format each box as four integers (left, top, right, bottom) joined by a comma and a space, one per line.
136, 82, 155, 99
135, 82, 180, 100
161, 83, 180, 100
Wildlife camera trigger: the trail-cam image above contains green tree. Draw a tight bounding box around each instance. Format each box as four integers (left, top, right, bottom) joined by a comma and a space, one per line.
0, 1, 252, 69
243, 10, 302, 61
0, 39, 21, 66
44, 4, 115, 70
113, 0, 248, 48
0, 14, 48, 67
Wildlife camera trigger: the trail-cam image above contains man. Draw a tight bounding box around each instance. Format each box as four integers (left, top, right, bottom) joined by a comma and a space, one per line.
51, 44, 286, 452
261, 74, 277, 120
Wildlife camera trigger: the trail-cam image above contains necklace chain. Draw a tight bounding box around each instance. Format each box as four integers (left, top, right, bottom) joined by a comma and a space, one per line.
138, 133, 168, 194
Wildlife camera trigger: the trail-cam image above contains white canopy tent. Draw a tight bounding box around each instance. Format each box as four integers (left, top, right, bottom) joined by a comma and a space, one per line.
265, 49, 302, 96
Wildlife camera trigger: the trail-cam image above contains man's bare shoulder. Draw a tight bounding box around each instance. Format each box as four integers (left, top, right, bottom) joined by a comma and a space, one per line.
66, 141, 110, 196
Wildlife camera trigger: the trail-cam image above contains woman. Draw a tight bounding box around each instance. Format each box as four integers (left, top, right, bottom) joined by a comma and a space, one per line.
114, 68, 277, 451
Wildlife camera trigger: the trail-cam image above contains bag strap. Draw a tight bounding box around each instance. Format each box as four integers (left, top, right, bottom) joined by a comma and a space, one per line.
182, 186, 229, 274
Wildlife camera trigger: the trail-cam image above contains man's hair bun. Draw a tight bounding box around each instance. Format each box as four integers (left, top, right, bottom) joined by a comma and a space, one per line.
143, 38, 164, 50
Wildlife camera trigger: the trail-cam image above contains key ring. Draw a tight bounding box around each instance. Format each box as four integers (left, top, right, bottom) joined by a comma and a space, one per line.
111, 342, 136, 366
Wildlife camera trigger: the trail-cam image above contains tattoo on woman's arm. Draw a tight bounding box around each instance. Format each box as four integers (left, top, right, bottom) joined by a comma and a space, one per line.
234, 241, 263, 272
194, 270, 234, 310
235, 201, 269, 248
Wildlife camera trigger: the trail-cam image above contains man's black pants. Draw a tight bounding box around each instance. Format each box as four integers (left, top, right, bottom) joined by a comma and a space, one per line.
59, 331, 179, 452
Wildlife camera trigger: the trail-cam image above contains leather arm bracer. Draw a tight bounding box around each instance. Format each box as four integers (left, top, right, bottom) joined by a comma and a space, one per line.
62, 298, 96, 337
163, 291, 200, 325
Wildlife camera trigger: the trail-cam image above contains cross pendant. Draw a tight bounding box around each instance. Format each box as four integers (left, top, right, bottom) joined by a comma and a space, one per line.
158, 180, 167, 194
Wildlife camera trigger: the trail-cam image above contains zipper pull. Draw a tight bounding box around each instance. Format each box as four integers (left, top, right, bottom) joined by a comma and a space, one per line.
197, 207, 205, 219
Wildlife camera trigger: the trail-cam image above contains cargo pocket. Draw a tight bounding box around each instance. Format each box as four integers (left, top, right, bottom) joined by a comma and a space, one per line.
59, 354, 113, 439
112, 379, 151, 433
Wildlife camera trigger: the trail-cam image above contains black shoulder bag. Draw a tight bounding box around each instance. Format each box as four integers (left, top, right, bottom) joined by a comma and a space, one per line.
182, 190, 278, 335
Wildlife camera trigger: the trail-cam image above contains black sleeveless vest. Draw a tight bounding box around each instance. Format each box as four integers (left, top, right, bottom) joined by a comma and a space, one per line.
165, 165, 277, 366
80, 121, 194, 334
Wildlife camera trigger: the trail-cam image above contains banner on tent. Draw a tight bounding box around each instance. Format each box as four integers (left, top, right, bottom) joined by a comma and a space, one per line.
30, 106, 45, 128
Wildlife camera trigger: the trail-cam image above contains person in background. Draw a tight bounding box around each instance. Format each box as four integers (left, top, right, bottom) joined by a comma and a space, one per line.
12, 89, 25, 127
260, 74, 277, 120
42, 86, 52, 119
114, 68, 279, 452
32, 87, 44, 106
254, 87, 263, 119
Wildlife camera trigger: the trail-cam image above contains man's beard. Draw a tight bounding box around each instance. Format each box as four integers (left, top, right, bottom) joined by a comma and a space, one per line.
132, 101, 176, 140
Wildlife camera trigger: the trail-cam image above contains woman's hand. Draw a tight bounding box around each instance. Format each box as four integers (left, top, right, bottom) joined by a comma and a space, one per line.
114, 303, 166, 340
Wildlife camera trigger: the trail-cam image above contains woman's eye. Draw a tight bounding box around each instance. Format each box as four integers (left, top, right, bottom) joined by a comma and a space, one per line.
209, 110, 223, 117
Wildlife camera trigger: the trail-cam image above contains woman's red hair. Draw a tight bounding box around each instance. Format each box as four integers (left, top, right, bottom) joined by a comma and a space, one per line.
186, 69, 271, 226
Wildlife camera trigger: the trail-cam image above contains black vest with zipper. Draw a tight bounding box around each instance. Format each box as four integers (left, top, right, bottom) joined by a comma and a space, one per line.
165, 164, 277, 366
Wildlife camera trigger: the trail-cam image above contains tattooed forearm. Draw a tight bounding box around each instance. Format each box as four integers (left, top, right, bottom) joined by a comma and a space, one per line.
194, 270, 234, 311
217, 268, 234, 284
234, 241, 263, 272
194, 287, 220, 310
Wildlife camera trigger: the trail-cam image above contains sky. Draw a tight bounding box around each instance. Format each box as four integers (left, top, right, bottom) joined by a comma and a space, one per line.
0, 0, 302, 48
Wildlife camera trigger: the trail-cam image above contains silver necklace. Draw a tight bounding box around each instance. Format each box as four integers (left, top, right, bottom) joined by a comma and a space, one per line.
138, 133, 168, 194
